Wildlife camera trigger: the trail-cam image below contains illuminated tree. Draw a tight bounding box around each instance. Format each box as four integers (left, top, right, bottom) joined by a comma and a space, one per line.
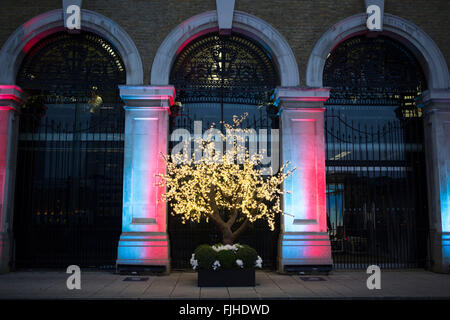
158, 115, 295, 245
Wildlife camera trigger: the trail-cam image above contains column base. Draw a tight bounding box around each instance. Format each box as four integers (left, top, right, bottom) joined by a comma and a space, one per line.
429, 231, 450, 274
0, 232, 13, 274
116, 232, 170, 274
278, 232, 333, 273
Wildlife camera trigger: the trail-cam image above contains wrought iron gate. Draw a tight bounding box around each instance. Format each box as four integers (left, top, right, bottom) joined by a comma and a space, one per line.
325, 107, 429, 268
324, 35, 430, 269
13, 31, 125, 268
14, 113, 124, 268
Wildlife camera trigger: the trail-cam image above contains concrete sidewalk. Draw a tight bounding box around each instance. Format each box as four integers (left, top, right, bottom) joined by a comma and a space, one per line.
0, 270, 449, 300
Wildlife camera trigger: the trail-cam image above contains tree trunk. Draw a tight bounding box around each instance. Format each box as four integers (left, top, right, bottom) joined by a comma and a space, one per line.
207, 187, 250, 244
216, 219, 250, 245
218, 223, 234, 245
222, 232, 234, 245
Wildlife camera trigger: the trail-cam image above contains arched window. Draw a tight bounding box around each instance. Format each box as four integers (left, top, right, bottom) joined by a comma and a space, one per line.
14, 31, 126, 268
324, 35, 426, 109
170, 33, 279, 129
18, 32, 125, 93
17, 31, 126, 131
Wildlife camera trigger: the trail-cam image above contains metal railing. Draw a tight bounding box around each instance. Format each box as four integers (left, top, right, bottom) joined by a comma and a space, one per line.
325, 106, 430, 269
13, 112, 125, 268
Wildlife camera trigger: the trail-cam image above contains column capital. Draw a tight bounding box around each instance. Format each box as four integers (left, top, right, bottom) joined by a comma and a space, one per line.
276, 87, 330, 109
0, 85, 26, 111
421, 89, 450, 102
419, 89, 450, 114
119, 85, 175, 108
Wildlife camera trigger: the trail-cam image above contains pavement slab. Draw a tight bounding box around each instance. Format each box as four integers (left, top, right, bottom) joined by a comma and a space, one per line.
0, 270, 449, 300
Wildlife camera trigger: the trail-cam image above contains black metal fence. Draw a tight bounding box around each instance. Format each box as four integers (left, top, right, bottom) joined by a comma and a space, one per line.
325, 106, 430, 269
13, 110, 124, 269
13, 101, 430, 270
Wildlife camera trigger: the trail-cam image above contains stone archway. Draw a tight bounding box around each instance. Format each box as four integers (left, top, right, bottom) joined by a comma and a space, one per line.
306, 13, 450, 273
150, 10, 300, 87
306, 13, 449, 90
0, 9, 143, 273
0, 9, 144, 86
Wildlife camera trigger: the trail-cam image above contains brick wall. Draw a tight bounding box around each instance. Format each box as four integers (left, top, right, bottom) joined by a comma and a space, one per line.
1, 0, 449, 85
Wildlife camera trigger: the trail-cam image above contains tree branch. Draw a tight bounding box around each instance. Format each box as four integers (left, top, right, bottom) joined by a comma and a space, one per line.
208, 186, 224, 225
217, 187, 232, 202
226, 208, 239, 227
226, 198, 242, 227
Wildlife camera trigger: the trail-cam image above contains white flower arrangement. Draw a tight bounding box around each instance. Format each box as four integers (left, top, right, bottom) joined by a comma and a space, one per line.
211, 243, 243, 252
191, 244, 262, 270
190, 253, 198, 270
255, 256, 263, 269
212, 260, 221, 270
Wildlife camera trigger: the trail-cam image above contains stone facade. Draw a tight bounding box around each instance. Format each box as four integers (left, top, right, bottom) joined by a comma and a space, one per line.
1, 0, 449, 85
0, 0, 449, 274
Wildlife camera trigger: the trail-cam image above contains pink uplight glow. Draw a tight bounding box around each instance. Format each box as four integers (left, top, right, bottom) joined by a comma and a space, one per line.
294, 97, 329, 102
0, 95, 23, 103
285, 118, 325, 232
21, 28, 62, 55
0, 85, 23, 93
176, 28, 217, 55
0, 106, 16, 112
280, 106, 331, 266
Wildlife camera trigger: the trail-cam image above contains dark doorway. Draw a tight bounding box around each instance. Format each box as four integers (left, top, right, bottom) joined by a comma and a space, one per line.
13, 31, 126, 268
324, 35, 430, 268
168, 33, 280, 269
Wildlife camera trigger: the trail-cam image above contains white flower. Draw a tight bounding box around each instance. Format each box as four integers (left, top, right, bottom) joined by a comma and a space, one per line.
236, 259, 244, 268
212, 260, 221, 270
190, 253, 198, 270
212, 243, 243, 252
255, 256, 263, 269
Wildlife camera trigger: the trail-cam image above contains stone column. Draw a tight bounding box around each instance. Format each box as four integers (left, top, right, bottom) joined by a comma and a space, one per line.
421, 89, 450, 273
277, 87, 333, 272
0, 85, 24, 273
116, 86, 174, 273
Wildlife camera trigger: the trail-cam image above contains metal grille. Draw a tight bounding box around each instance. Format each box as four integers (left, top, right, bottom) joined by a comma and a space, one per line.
324, 35, 426, 106
14, 31, 125, 268
324, 36, 429, 269
170, 34, 278, 105
168, 33, 280, 269
17, 32, 124, 95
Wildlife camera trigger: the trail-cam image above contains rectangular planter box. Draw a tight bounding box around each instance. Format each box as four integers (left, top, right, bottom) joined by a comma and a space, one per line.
197, 269, 255, 287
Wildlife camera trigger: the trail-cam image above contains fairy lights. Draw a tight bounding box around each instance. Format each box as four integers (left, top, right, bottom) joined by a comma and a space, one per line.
158, 114, 295, 244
